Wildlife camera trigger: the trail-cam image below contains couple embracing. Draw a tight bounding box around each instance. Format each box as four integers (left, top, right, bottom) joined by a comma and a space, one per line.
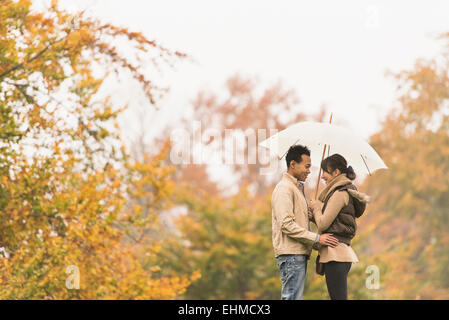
271, 145, 370, 300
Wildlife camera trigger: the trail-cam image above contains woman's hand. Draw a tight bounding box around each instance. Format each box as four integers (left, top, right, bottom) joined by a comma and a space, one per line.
309, 199, 323, 212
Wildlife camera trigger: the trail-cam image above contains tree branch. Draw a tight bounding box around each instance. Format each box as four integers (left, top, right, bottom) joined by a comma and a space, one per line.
0, 30, 73, 80
0, 43, 51, 80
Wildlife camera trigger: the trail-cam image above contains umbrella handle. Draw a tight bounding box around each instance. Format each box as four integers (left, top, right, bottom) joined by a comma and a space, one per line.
314, 113, 333, 200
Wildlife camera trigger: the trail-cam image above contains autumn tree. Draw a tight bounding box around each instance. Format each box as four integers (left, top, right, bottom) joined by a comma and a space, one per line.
0, 0, 197, 299
154, 76, 334, 299
355, 34, 449, 299
173, 74, 328, 196
153, 183, 279, 299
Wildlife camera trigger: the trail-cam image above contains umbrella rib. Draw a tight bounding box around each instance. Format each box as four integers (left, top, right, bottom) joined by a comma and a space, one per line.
281, 138, 302, 159
360, 154, 372, 176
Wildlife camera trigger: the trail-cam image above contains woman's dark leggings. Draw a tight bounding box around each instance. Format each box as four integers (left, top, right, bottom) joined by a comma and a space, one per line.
324, 261, 352, 300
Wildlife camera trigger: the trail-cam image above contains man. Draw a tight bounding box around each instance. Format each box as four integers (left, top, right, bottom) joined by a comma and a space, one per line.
271, 145, 339, 300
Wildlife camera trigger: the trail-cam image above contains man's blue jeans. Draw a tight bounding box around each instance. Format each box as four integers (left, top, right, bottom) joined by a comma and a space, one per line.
276, 254, 308, 300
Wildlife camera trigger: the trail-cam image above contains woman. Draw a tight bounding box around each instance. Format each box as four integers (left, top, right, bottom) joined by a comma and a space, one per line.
309, 154, 370, 300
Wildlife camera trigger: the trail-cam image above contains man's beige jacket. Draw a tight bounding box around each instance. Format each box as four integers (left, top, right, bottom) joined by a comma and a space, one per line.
271, 172, 318, 258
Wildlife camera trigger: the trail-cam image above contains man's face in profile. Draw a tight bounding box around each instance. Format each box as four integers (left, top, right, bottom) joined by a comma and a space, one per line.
289, 154, 311, 182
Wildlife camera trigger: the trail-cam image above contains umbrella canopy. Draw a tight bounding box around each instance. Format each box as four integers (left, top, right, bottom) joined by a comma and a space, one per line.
259, 121, 388, 175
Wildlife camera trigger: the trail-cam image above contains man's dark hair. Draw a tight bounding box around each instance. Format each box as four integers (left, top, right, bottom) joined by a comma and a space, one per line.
285, 145, 311, 168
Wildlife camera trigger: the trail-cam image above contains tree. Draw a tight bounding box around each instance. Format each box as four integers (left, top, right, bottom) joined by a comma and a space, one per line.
0, 0, 186, 170
0, 0, 197, 299
157, 75, 377, 300
356, 35, 449, 299
156, 184, 279, 299
173, 74, 328, 196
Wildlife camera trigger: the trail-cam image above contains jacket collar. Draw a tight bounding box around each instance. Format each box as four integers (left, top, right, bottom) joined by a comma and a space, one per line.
282, 172, 302, 189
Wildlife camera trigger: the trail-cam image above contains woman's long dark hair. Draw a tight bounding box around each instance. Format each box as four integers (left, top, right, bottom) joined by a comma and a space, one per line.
321, 154, 356, 181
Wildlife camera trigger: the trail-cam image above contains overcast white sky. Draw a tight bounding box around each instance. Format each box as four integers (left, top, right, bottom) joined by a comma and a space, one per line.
46, 0, 449, 190
56, 0, 449, 142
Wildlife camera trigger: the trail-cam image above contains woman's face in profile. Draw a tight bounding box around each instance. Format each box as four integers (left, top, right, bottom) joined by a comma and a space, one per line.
321, 168, 339, 185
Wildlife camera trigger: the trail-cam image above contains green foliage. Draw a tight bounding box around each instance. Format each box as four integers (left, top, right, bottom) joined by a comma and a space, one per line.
157, 186, 280, 299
